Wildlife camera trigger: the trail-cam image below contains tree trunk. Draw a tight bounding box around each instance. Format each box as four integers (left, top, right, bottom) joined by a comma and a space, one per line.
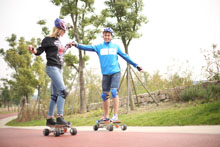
79, 50, 87, 113
25, 94, 29, 104
32, 86, 41, 118
71, 13, 86, 113
7, 101, 10, 111
37, 86, 41, 118
17, 96, 26, 121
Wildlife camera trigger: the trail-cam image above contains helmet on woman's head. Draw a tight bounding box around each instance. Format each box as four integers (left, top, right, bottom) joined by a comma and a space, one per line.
103, 27, 114, 36
55, 18, 67, 31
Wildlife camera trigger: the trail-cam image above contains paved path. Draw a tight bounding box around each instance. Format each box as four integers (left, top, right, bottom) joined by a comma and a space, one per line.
0, 114, 220, 147
0, 113, 17, 120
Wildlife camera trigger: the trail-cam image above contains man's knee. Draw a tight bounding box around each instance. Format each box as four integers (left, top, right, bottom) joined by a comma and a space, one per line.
101, 92, 110, 101
111, 88, 118, 98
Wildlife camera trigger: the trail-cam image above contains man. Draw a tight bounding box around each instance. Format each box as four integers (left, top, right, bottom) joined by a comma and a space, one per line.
72, 27, 143, 122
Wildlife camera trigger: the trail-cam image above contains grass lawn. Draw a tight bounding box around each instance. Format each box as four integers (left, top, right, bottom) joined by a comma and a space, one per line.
7, 100, 220, 126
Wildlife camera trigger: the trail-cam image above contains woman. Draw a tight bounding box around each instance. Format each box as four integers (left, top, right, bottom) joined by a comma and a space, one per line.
28, 18, 72, 125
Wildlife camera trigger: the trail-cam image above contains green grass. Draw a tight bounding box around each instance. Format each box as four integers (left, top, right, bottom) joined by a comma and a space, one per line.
121, 101, 220, 126
7, 101, 220, 126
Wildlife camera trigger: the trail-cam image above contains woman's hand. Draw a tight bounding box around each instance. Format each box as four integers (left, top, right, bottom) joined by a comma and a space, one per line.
28, 45, 33, 51
28, 45, 36, 54
65, 41, 78, 49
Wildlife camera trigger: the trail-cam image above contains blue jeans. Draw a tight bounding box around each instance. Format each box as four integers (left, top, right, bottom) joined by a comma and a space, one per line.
102, 72, 121, 92
46, 66, 66, 117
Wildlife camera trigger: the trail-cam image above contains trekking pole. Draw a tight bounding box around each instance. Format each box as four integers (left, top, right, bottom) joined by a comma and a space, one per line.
130, 67, 159, 106
129, 69, 140, 107
118, 67, 128, 92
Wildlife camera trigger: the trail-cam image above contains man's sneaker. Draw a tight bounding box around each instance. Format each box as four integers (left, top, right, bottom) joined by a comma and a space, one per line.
46, 118, 56, 126
111, 114, 118, 122
56, 116, 68, 125
96, 116, 110, 123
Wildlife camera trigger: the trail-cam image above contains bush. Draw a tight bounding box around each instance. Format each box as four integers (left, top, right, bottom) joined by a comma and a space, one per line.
206, 84, 220, 99
180, 83, 220, 102
180, 85, 205, 101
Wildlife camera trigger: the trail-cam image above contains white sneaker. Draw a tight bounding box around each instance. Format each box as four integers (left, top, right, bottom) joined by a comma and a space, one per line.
111, 114, 118, 122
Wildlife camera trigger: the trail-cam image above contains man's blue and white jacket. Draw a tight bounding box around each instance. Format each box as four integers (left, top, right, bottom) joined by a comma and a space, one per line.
77, 41, 138, 75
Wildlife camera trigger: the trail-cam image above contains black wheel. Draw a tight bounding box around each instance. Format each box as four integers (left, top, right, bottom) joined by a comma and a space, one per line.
43, 129, 50, 136
93, 125, 99, 131
107, 125, 114, 131
70, 128, 77, 135
54, 129, 61, 137
121, 124, 127, 131
60, 129, 65, 134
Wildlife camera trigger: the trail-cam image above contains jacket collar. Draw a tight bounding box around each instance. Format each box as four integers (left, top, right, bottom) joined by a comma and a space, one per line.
104, 41, 112, 45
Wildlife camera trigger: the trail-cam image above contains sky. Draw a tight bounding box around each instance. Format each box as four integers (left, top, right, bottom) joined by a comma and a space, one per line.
0, 0, 220, 83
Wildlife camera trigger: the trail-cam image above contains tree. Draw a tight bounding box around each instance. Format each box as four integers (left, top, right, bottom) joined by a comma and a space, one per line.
31, 53, 50, 117
37, 19, 50, 36
0, 35, 42, 121
0, 84, 12, 111
201, 44, 220, 81
1, 35, 37, 104
84, 68, 102, 104
51, 0, 103, 113
103, 0, 147, 110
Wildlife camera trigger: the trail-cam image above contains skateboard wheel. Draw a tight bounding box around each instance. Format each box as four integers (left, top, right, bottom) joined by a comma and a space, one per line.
107, 125, 114, 131
61, 129, 65, 134
70, 128, 77, 135
93, 125, 99, 131
121, 124, 127, 131
43, 129, 50, 136
54, 129, 61, 137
